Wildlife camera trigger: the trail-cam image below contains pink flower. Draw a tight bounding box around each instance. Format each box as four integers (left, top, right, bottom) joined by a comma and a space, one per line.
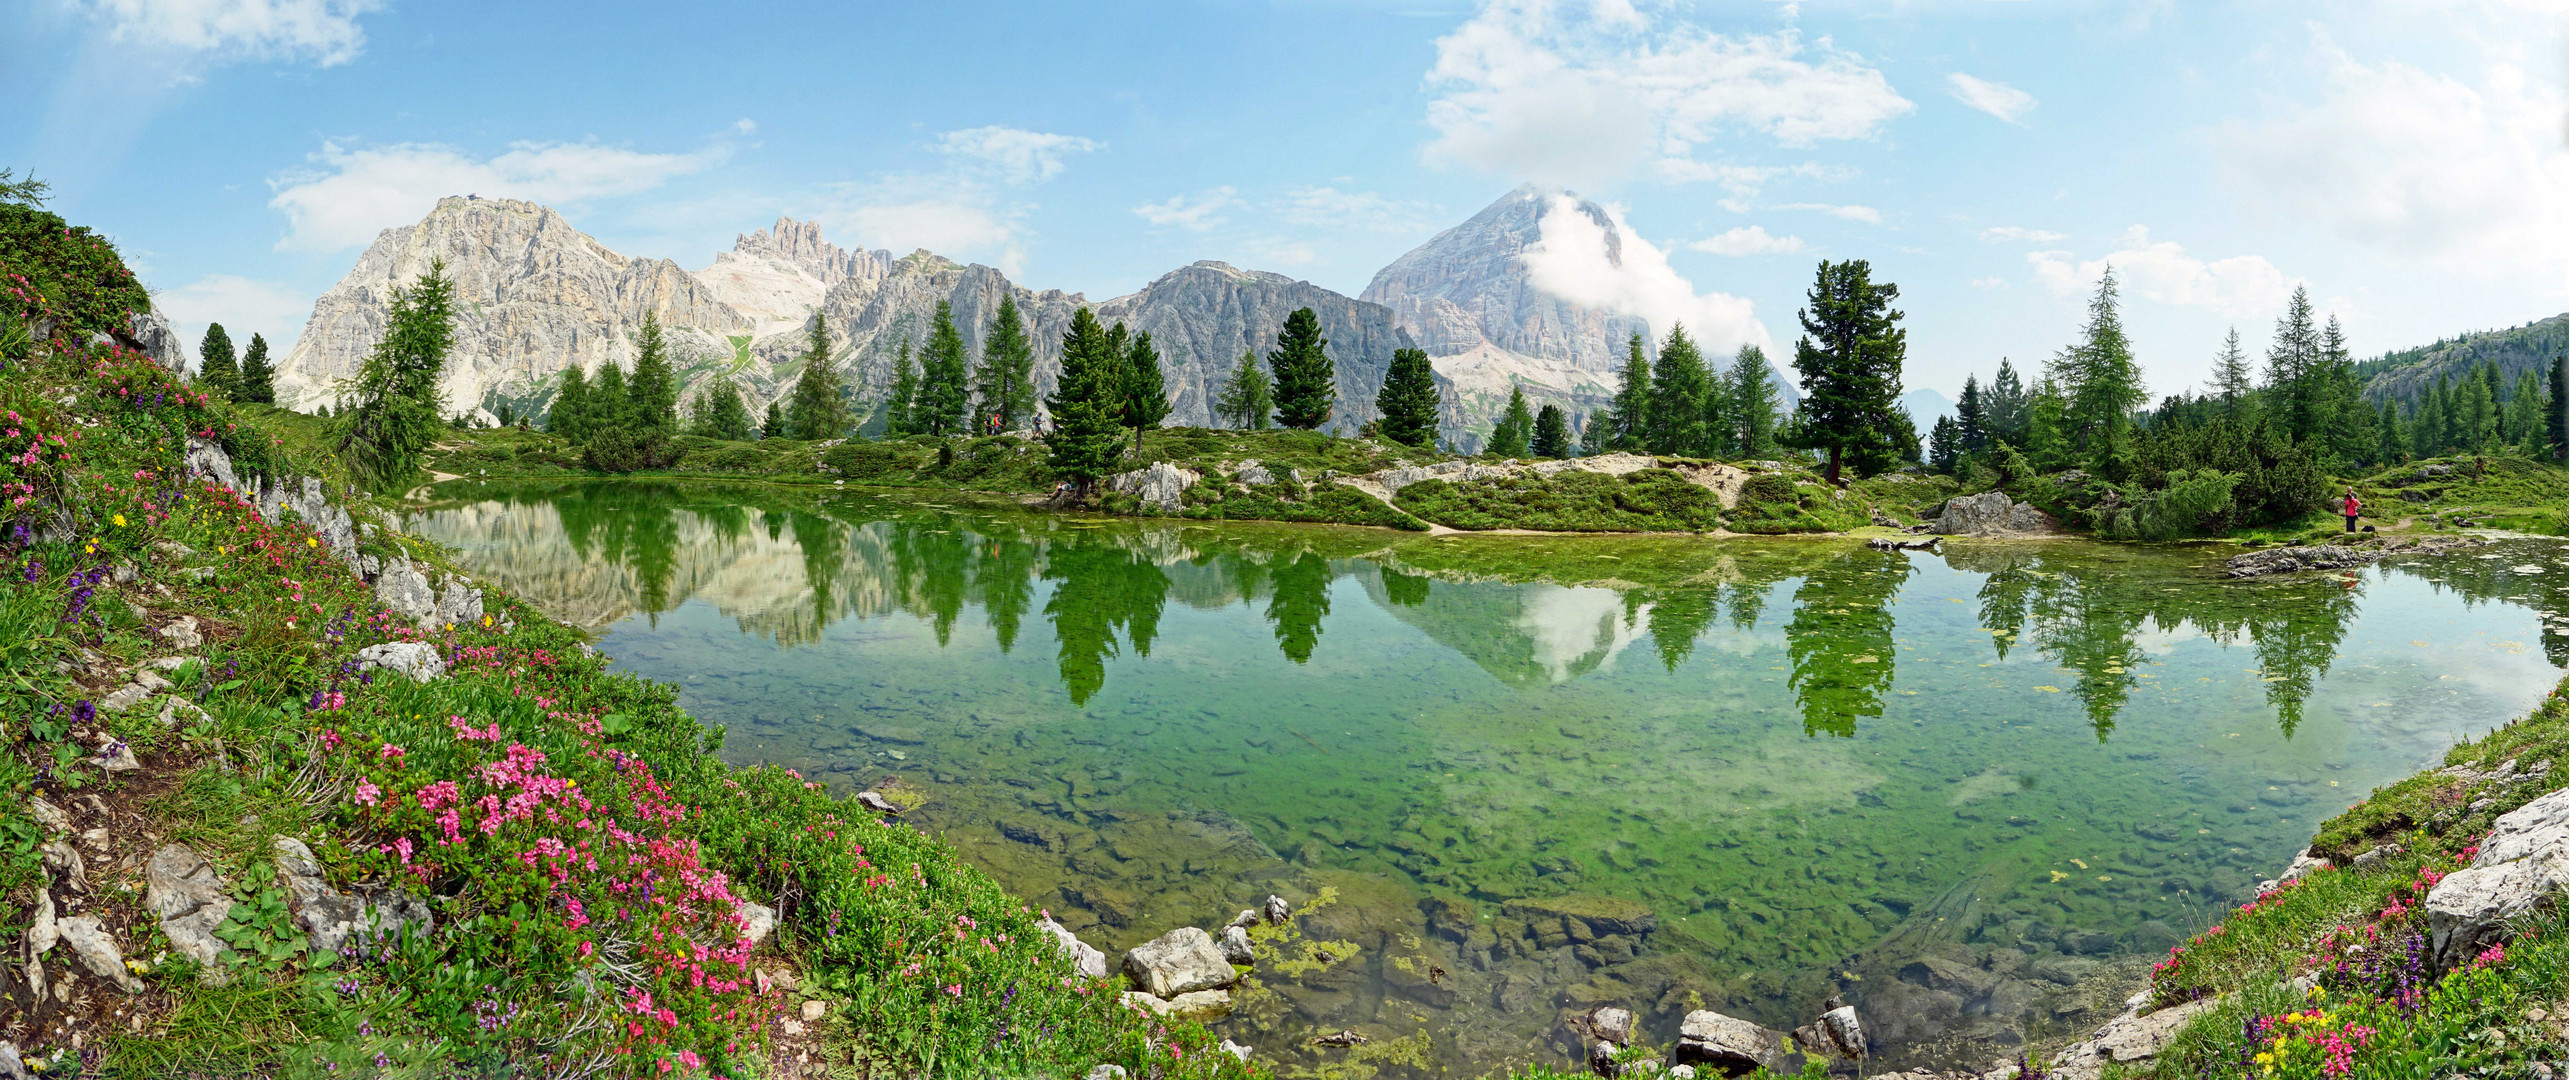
352, 780, 381, 806
944, 983, 963, 998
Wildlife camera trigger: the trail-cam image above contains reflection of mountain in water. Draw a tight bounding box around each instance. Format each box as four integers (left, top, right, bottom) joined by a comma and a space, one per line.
1365, 572, 1646, 687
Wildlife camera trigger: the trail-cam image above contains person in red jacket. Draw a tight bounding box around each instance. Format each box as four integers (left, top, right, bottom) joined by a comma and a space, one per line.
2341, 488, 2361, 532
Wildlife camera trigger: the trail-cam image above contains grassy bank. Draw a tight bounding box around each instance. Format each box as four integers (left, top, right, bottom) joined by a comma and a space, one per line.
0, 341, 1257, 1076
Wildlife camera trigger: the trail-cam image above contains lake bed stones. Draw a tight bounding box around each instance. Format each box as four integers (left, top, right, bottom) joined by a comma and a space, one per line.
1671, 1009, 1785, 1074
1122, 926, 1237, 998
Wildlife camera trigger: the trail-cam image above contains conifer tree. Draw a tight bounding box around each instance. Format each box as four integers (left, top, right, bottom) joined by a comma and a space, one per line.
1928, 415, 1961, 473
1579, 411, 1610, 456
1725, 344, 1782, 457
238, 333, 276, 404
2212, 327, 2254, 418
1610, 331, 1652, 450
695, 376, 754, 440
884, 339, 918, 436
1784, 259, 1909, 483
1375, 346, 1443, 449
198, 323, 238, 396
1487, 385, 1534, 458
2051, 267, 2146, 471
1215, 350, 1273, 430
2265, 287, 2321, 442
1267, 307, 1335, 430
592, 361, 629, 431
2506, 369, 2544, 450
1954, 375, 1987, 456
336, 260, 456, 492
1531, 403, 1571, 459
786, 314, 848, 440
2378, 399, 2408, 466
918, 300, 971, 435
1985, 359, 2027, 447
2551, 354, 2569, 461
625, 314, 681, 434
1045, 309, 1128, 492
762, 399, 786, 440
1121, 330, 1171, 454
549, 366, 592, 440
1646, 325, 1712, 456
973, 296, 1038, 431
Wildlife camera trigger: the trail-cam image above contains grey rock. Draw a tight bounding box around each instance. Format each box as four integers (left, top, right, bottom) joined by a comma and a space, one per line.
1120, 988, 1234, 1022
355, 641, 447, 683
1217, 924, 1255, 965
28, 795, 70, 833
1219, 1039, 1252, 1062
801, 999, 827, 1022
1105, 462, 1200, 513
1934, 492, 2058, 537
27, 880, 56, 958
56, 915, 139, 992
2043, 998, 2218, 1078
2428, 786, 2569, 964
1039, 916, 1111, 979
375, 556, 437, 626
855, 790, 901, 815
1265, 894, 1291, 925
1793, 1004, 1866, 1061
1582, 1005, 1635, 1046
182, 437, 241, 494
2225, 545, 2382, 579
435, 576, 484, 628
146, 843, 234, 977
252, 475, 358, 568
273, 838, 367, 956
1122, 926, 1237, 997
0, 1040, 26, 1080
41, 840, 85, 893
99, 677, 162, 713
1904, 954, 1998, 994
1233, 460, 1281, 486
2351, 844, 2404, 873
94, 735, 140, 773
155, 696, 211, 729
1085, 1066, 1128, 1080
1589, 1039, 1621, 1076
158, 615, 202, 650
1672, 1009, 1786, 1074
736, 901, 777, 946
121, 307, 192, 373
1225, 907, 1262, 930
1667, 1067, 1697, 1080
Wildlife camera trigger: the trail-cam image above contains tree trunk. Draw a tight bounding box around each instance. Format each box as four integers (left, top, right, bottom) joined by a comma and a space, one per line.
1825, 444, 1843, 486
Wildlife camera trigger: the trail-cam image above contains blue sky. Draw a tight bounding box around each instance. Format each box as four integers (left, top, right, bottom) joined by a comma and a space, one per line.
6, 0, 2567, 399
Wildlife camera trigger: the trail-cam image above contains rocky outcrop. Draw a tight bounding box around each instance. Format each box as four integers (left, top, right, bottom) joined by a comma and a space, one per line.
145, 843, 233, 978
275, 196, 748, 421
374, 555, 436, 625
1096, 261, 1420, 433
1040, 916, 1111, 979
1933, 493, 2057, 538
355, 642, 447, 683
2021, 997, 2217, 1080
1121, 926, 1236, 998
1106, 462, 1199, 512
2427, 786, 2569, 965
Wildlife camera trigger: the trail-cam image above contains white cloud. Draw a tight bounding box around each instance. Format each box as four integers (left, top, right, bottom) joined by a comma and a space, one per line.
1245, 237, 1320, 267
934, 126, 1101, 185
1519, 193, 1769, 356
268, 135, 735, 252
1421, 0, 1912, 187
1971, 276, 2008, 291
1981, 225, 2065, 244
1131, 187, 1237, 232
1777, 202, 1881, 224
155, 274, 312, 354
1278, 187, 1435, 233
78, 0, 382, 66
2027, 226, 2293, 319
2217, 35, 2569, 278
1689, 225, 1804, 256
1946, 73, 2036, 124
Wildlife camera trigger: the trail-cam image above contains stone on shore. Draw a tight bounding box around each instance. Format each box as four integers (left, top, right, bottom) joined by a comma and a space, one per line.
2427, 786, 2569, 965
1040, 916, 1111, 979
1671, 1009, 1785, 1074
1122, 926, 1237, 998
1933, 492, 2056, 538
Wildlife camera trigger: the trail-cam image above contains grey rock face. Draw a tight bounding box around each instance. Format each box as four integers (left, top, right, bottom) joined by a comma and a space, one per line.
1933, 492, 2058, 537
146, 844, 233, 978
1122, 926, 1237, 998
182, 437, 242, 493
375, 556, 437, 626
1671, 1009, 1785, 1073
121, 308, 192, 373
1107, 462, 1199, 512
1792, 1004, 1865, 1061
159, 615, 202, 650
270, 837, 431, 956
255, 476, 359, 571
2036, 997, 2218, 1079
435, 577, 484, 627
1040, 916, 1112, 979
56, 915, 139, 992
355, 642, 447, 683
277, 197, 748, 421
2428, 786, 2569, 965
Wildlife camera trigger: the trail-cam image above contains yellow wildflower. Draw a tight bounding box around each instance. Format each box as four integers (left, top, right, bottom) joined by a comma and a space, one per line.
112, 513, 126, 526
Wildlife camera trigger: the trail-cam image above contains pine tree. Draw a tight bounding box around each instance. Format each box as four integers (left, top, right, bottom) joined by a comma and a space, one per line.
2377, 399, 2408, 466
1267, 307, 1335, 430
336, 261, 456, 492
198, 323, 238, 396
918, 301, 971, 435
1487, 385, 1534, 458
1531, 403, 1571, 459
1986, 358, 2027, 447
627, 314, 680, 433
1646, 325, 1712, 456
2051, 267, 2146, 472
2552, 354, 2569, 461
1725, 344, 1782, 457
2025, 379, 2071, 470
884, 339, 918, 436
1928, 415, 1961, 473
238, 333, 276, 404
1784, 259, 1909, 483
786, 314, 848, 441
2506, 369, 2544, 450
973, 296, 1038, 432
1122, 330, 1171, 454
1375, 347, 1443, 449
2417, 380, 2447, 459
2212, 327, 2253, 417
762, 399, 785, 440
2316, 314, 2369, 465
592, 361, 629, 431
1610, 332, 1652, 450
549, 366, 592, 440
1045, 309, 1128, 491
696, 377, 754, 440
1954, 375, 1987, 456
1215, 350, 1273, 430
1579, 411, 1610, 456
2265, 286, 2321, 442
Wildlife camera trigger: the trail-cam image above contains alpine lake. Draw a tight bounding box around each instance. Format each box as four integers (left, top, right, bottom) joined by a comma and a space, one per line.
409, 479, 2569, 1077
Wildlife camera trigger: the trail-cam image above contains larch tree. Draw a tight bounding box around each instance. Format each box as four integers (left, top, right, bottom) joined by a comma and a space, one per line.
1215, 350, 1272, 430
2051, 267, 2146, 472
2212, 327, 2254, 418
2265, 286, 2322, 442
1784, 259, 1909, 484
1267, 307, 1335, 430
973, 296, 1038, 431
335, 260, 456, 492
1374, 346, 1443, 449
786, 313, 848, 440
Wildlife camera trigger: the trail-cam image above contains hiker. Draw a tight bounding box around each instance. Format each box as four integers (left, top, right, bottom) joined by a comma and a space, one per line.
2341, 488, 2362, 533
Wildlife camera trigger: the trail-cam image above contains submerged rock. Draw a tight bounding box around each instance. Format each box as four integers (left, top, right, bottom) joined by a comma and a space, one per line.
2225, 545, 2381, 579
1671, 1009, 1785, 1074
1264, 894, 1291, 925
1122, 926, 1236, 998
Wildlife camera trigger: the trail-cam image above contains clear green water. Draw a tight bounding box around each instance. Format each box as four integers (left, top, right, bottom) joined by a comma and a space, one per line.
410, 480, 2569, 1075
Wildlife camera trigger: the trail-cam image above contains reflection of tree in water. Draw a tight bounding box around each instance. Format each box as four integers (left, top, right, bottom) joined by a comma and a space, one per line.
550, 484, 685, 623
2389, 547, 2569, 667
1043, 544, 1170, 705
1785, 549, 1912, 737
977, 532, 1040, 652
1265, 551, 1332, 663
1381, 567, 1431, 608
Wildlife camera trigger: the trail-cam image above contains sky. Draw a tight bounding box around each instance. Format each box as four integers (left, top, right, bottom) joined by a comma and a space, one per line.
5, 0, 2567, 400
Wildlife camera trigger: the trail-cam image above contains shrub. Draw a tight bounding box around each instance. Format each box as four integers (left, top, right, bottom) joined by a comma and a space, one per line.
581, 426, 676, 474
0, 202, 151, 337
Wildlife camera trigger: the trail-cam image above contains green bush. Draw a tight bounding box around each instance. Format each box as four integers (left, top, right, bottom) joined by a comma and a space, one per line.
0, 202, 152, 337
579, 426, 675, 473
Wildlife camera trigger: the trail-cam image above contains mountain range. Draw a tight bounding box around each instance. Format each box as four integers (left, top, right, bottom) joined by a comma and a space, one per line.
272, 187, 1795, 446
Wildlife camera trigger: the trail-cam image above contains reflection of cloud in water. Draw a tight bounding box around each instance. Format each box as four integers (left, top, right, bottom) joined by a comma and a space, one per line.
1517, 586, 1645, 683
2128, 620, 2205, 656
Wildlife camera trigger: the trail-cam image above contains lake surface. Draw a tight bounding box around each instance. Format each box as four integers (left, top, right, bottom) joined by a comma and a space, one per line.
411, 479, 2569, 1075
